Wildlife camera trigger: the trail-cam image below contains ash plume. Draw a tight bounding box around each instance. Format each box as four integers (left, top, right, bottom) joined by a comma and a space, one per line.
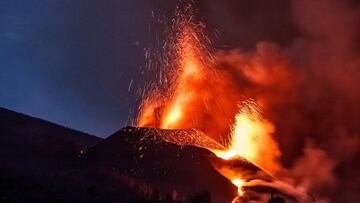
211, 0, 360, 202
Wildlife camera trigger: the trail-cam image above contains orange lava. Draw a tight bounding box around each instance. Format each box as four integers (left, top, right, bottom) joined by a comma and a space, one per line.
213, 100, 281, 176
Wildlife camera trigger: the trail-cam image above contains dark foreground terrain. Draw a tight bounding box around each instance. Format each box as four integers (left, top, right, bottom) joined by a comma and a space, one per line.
0, 107, 238, 203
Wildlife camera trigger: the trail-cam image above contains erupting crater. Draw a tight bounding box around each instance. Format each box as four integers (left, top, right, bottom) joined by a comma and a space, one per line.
135, 3, 309, 203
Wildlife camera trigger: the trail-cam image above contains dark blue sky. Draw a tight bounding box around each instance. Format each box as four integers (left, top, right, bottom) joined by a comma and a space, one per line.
0, 0, 161, 137
0, 0, 296, 137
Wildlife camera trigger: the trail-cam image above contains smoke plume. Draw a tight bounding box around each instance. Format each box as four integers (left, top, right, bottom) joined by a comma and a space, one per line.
212, 0, 360, 202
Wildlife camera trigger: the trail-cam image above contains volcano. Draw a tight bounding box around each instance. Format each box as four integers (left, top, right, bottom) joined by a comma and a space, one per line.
82, 126, 293, 202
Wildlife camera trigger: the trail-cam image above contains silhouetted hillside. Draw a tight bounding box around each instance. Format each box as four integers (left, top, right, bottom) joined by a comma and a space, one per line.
0, 107, 102, 202
0, 107, 235, 202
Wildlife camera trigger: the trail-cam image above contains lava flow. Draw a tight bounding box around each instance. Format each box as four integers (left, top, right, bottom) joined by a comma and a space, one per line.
137, 4, 296, 202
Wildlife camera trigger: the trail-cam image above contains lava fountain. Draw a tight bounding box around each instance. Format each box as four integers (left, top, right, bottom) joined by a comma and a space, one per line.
137, 4, 305, 202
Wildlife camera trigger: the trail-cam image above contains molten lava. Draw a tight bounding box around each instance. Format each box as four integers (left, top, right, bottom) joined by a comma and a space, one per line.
232, 178, 245, 196
213, 100, 281, 176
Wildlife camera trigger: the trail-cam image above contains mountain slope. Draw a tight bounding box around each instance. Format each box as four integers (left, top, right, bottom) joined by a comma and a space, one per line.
84, 127, 237, 203
0, 107, 102, 202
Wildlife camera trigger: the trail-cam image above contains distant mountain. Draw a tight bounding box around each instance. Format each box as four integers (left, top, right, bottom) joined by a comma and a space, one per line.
0, 107, 101, 157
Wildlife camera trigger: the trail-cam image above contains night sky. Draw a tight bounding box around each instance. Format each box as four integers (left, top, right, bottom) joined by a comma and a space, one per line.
0, 0, 300, 137
1, 0, 157, 137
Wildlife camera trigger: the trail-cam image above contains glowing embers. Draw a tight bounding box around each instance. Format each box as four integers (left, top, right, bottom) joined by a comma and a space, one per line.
158, 24, 207, 129
137, 7, 211, 131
